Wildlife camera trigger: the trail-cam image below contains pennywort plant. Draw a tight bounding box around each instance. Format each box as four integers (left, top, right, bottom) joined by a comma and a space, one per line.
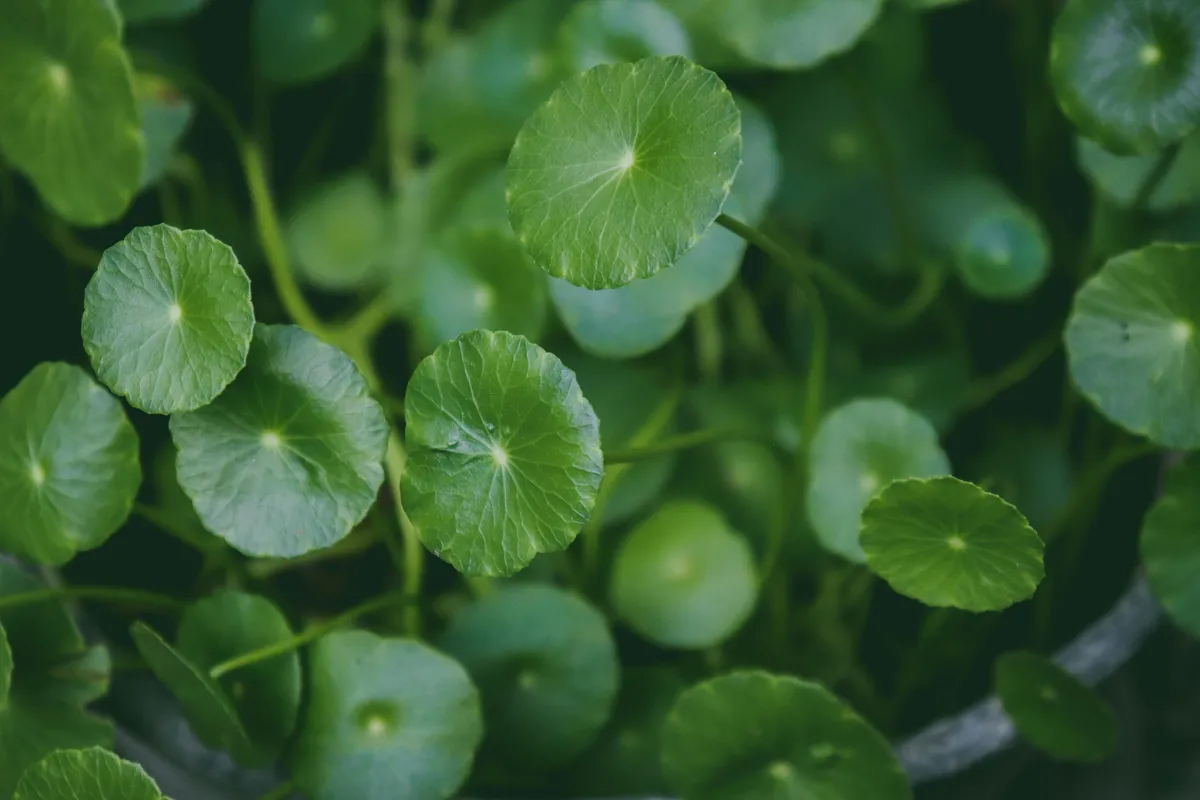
3, 0, 1200, 797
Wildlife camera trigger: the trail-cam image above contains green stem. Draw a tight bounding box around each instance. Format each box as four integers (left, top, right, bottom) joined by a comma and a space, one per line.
383, 0, 416, 190
385, 433, 424, 636
960, 333, 1060, 413
0, 586, 184, 613
246, 525, 381, 579
422, 0, 456, 53
133, 503, 215, 553
1131, 142, 1182, 214
335, 292, 395, 345
208, 591, 409, 679
604, 428, 763, 464
693, 300, 723, 383
43, 216, 101, 270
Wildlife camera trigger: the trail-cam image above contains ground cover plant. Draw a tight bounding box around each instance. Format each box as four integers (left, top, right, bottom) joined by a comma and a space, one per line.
3, 0, 1200, 797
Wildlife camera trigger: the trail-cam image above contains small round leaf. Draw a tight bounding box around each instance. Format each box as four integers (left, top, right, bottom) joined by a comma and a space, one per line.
506, 55, 741, 290
286, 172, 389, 291
661, 671, 911, 800
0, 363, 140, 565
1051, 0, 1200, 154
402, 330, 603, 576
558, 0, 692, 72
439, 584, 619, 771
806, 398, 951, 563
1141, 454, 1200, 636
83, 225, 255, 414
289, 630, 482, 800
171, 324, 389, 558
1065, 243, 1200, 448
0, 0, 143, 225
14, 748, 163, 800
995, 651, 1118, 763
861, 477, 1045, 612
611, 501, 758, 649
252, 0, 378, 85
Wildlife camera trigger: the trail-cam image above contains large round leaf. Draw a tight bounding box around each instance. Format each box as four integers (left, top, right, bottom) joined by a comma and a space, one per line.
994, 651, 1118, 763
1065, 243, 1200, 448
402, 330, 603, 576
611, 501, 757, 649
438, 584, 619, 771
661, 0, 884, 70
417, 227, 548, 347
0, 564, 114, 798
0, 363, 140, 565
286, 172, 389, 291
1141, 454, 1200, 636
861, 477, 1045, 612
806, 398, 951, 563
253, 0, 378, 84
83, 225, 255, 414
0, 0, 143, 225
289, 630, 482, 800
1050, 0, 1200, 154
171, 324, 389, 558
14, 748, 163, 800
661, 671, 910, 800
558, 0, 692, 72
506, 55, 741, 290
1077, 133, 1200, 212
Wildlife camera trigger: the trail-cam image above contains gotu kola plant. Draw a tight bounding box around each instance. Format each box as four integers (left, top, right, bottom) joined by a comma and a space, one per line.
3, 0, 1200, 797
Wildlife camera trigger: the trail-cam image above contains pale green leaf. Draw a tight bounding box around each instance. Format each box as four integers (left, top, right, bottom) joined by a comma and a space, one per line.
286, 172, 389, 291
14, 748, 162, 800
558, 0, 691, 72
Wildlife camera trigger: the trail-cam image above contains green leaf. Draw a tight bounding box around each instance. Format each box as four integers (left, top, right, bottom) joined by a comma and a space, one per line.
171, 324, 389, 558
1050, 0, 1200, 154
136, 73, 194, 189
994, 651, 1118, 763
14, 748, 163, 800
611, 501, 758, 649
417, 227, 548, 347
286, 172, 389, 291
0, 0, 144, 225
506, 55, 741, 290
119, 0, 207, 23
178, 591, 301, 763
289, 630, 482, 800
1065, 243, 1200, 448
253, 0, 378, 84
660, 0, 884, 70
1077, 133, 1200, 212
0, 363, 141, 566
558, 0, 692, 72
82, 224, 255, 414
661, 671, 911, 800
806, 399, 951, 563
0, 564, 114, 799
439, 584, 619, 771
402, 330, 603, 576
1140, 454, 1200, 636
861, 476, 1045, 612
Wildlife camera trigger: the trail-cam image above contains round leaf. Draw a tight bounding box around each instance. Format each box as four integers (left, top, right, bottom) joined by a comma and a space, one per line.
0, 363, 140, 565
1077, 133, 1200, 212
994, 651, 1118, 763
558, 0, 692, 72
14, 748, 162, 800
661, 0, 884, 70
402, 330, 603, 576
439, 584, 619, 771
289, 630, 482, 800
1051, 0, 1200, 154
611, 501, 758, 649
806, 398, 951, 563
83, 225, 255, 414
417, 227, 548, 347
171, 324, 389, 558
253, 0, 378, 84
661, 671, 911, 800
0, 0, 143, 225
286, 172, 389, 291
1141, 454, 1200, 636
1065, 243, 1200, 448
177, 591, 301, 763
861, 476, 1045, 612
506, 55, 742, 290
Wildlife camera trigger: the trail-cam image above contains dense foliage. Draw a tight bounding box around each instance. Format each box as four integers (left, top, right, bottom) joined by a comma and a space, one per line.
3, 0, 1200, 797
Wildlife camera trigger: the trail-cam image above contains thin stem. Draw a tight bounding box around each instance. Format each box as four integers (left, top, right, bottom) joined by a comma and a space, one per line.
959, 333, 1060, 413
0, 586, 184, 613
43, 216, 101, 270
422, 0, 456, 54
208, 590, 409, 679
385, 433, 423, 636
133, 503, 216, 554
693, 300, 723, 383
246, 525, 380, 579
383, 0, 416, 192
605, 428, 764, 464
1131, 142, 1181, 214
335, 292, 395, 344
